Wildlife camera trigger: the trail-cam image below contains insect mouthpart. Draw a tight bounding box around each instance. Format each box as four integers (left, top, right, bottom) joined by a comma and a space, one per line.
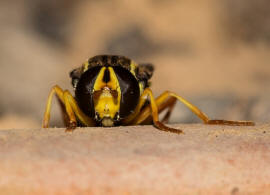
101, 117, 114, 127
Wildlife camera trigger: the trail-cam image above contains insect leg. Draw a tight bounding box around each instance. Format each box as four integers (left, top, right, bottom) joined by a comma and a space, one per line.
133, 96, 177, 125
42, 85, 65, 128
160, 97, 177, 123
56, 97, 70, 128
63, 90, 77, 129
121, 90, 150, 125
63, 90, 95, 129
125, 88, 183, 134
164, 91, 255, 126
134, 91, 254, 126
206, 119, 254, 126
42, 85, 95, 129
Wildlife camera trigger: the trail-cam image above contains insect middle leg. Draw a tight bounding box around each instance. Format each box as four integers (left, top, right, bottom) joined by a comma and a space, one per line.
132, 90, 255, 127
42, 85, 95, 130
123, 88, 184, 134
133, 96, 177, 125
160, 97, 177, 123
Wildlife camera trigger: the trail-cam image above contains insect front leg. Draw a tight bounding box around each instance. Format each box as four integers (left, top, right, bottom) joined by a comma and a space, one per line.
42, 85, 65, 128
42, 85, 95, 130
62, 90, 95, 129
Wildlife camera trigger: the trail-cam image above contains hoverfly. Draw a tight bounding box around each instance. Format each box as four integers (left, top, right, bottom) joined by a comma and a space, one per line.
42, 55, 254, 133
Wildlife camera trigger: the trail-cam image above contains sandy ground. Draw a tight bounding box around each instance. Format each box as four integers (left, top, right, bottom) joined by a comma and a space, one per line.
0, 124, 270, 194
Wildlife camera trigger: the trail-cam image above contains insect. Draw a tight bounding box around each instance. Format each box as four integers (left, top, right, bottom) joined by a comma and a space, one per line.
42, 55, 255, 133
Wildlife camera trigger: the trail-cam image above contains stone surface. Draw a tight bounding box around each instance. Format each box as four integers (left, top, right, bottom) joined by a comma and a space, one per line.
0, 124, 270, 194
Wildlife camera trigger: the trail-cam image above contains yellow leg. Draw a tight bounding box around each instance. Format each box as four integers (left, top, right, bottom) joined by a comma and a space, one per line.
63, 90, 77, 129
42, 85, 64, 128
206, 119, 254, 126
136, 97, 177, 125
56, 97, 70, 127
160, 97, 177, 123
123, 88, 183, 134
63, 90, 95, 128
122, 89, 150, 124
132, 90, 255, 127
42, 85, 95, 129
123, 92, 177, 125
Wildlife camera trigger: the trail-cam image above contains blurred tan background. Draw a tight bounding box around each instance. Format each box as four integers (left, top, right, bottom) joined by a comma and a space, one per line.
1, 0, 270, 129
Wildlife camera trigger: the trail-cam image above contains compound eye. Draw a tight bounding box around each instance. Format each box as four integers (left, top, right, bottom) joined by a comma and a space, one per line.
113, 66, 140, 118
75, 66, 102, 117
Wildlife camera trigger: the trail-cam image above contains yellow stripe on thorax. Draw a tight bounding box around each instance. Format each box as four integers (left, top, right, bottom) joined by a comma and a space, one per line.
93, 67, 121, 119
129, 61, 137, 76
83, 61, 89, 72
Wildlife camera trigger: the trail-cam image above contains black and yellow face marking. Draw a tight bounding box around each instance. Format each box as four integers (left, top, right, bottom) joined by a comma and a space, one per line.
74, 56, 141, 126
43, 55, 255, 133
